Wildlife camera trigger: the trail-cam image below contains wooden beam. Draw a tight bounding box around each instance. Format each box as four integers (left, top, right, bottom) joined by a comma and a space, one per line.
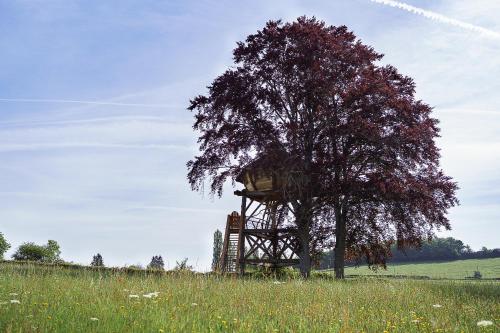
236, 195, 247, 276
242, 258, 300, 264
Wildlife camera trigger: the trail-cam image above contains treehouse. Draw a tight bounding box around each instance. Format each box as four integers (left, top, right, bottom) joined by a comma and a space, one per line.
218, 155, 301, 275
234, 156, 323, 201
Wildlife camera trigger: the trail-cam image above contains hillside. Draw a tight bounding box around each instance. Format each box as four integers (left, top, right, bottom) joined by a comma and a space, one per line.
344, 258, 500, 279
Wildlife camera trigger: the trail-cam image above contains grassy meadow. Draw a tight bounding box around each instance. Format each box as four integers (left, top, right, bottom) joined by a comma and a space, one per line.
344, 258, 500, 279
0, 262, 499, 332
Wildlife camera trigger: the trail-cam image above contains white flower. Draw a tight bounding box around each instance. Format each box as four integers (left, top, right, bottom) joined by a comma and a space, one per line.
273, 281, 284, 285
143, 291, 160, 298
90, 317, 99, 321
128, 294, 140, 298
411, 319, 419, 323
477, 320, 493, 327
432, 304, 442, 308
10, 300, 21, 304
123, 289, 129, 292
9, 293, 18, 296
191, 302, 198, 306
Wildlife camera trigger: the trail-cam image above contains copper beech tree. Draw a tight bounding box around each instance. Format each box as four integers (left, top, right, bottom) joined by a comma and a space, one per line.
187, 17, 458, 278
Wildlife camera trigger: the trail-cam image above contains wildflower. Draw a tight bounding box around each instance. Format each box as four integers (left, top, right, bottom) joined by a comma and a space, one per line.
9, 293, 18, 296
129, 294, 140, 298
90, 317, 99, 321
411, 319, 420, 323
191, 302, 198, 306
477, 320, 493, 327
273, 281, 284, 285
10, 299, 21, 304
432, 304, 442, 308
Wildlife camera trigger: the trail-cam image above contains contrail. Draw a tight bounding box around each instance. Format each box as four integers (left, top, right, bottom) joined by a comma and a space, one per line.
0, 98, 180, 108
369, 0, 500, 40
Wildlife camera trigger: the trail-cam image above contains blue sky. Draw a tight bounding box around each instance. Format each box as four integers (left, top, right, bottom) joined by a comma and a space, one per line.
0, 0, 499, 270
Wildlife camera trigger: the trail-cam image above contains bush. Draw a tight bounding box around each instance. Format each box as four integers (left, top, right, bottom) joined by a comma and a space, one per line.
12, 240, 62, 262
473, 270, 482, 279
0, 232, 10, 259
91, 253, 104, 267
127, 264, 144, 270
174, 258, 193, 271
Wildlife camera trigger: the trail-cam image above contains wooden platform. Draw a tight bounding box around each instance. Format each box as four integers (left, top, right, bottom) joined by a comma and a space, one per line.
219, 191, 300, 275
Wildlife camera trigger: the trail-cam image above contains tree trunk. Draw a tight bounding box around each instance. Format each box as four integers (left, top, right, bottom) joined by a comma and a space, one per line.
297, 226, 311, 278
334, 209, 346, 279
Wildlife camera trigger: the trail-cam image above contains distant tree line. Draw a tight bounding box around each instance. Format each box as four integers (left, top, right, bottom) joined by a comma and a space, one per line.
0, 232, 191, 271
319, 237, 500, 269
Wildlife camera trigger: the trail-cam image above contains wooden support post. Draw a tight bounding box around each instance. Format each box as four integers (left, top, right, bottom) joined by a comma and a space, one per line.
236, 195, 247, 276
270, 202, 278, 271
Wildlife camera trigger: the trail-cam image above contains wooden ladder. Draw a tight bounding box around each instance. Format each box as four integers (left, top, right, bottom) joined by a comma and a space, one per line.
219, 212, 241, 273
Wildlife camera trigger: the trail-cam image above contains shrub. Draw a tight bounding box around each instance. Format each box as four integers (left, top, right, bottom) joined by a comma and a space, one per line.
127, 264, 144, 270
473, 270, 482, 279
174, 258, 193, 271
0, 232, 10, 259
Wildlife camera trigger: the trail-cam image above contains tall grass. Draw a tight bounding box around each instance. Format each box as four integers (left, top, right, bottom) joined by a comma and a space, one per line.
0, 262, 498, 332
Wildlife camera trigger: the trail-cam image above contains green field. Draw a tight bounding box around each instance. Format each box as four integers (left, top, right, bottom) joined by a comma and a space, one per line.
344, 258, 500, 279
0, 262, 499, 332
